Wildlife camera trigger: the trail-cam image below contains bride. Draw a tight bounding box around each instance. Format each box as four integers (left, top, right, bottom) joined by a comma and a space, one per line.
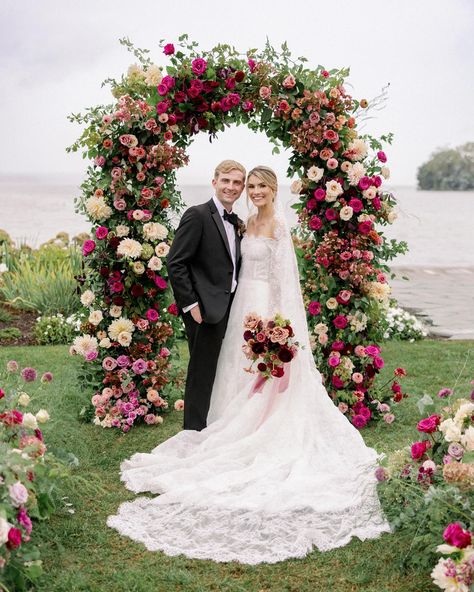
107, 165, 390, 564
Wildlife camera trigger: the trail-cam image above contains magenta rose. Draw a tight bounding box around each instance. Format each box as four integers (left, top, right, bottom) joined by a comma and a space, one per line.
156, 100, 169, 114
163, 43, 175, 55
443, 523, 472, 549
364, 345, 380, 357
309, 215, 323, 231
359, 406, 371, 420
358, 221, 373, 235
116, 355, 131, 368
328, 356, 340, 367
358, 176, 371, 190
146, 308, 159, 322
373, 356, 385, 369
373, 175, 382, 188
82, 240, 96, 256
417, 414, 441, 434
325, 208, 337, 221
7, 527, 22, 549
162, 75, 175, 90
331, 375, 345, 389
168, 303, 178, 316
306, 198, 318, 210
95, 226, 108, 240
352, 414, 367, 429
349, 198, 363, 212
242, 100, 254, 112
154, 276, 168, 290
333, 315, 348, 329
411, 440, 430, 460
308, 301, 321, 316
157, 83, 168, 96
331, 341, 345, 351
313, 188, 326, 201
377, 150, 387, 163
191, 58, 207, 75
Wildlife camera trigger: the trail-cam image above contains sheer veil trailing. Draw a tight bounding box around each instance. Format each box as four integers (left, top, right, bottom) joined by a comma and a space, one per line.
107, 198, 390, 564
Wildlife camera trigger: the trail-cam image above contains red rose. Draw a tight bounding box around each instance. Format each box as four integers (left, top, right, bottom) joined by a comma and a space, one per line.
167, 303, 178, 316
163, 43, 175, 55
257, 362, 267, 372
358, 221, 373, 235
7, 527, 22, 549
331, 375, 344, 389
235, 70, 245, 82
411, 440, 430, 460
309, 215, 322, 231
271, 366, 285, 378
417, 414, 441, 434
443, 523, 472, 549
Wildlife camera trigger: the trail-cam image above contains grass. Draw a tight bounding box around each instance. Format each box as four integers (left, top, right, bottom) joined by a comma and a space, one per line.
1, 340, 473, 592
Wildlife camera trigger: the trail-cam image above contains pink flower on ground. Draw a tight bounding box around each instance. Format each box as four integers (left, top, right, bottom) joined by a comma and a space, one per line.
383, 413, 395, 424
352, 415, 367, 429
17, 508, 32, 535
41, 372, 53, 383
163, 43, 175, 55
146, 309, 159, 322
437, 388, 453, 398
375, 466, 388, 481
6, 360, 18, 372
417, 414, 441, 434
7, 527, 22, 548
411, 440, 430, 460
144, 414, 157, 425
443, 523, 472, 549
21, 367, 37, 382
174, 399, 185, 411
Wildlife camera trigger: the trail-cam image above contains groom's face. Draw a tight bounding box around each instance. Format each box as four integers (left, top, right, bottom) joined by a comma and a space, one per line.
212, 169, 245, 211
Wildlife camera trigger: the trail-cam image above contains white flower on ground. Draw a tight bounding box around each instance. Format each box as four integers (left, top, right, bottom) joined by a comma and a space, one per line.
461, 426, 474, 451
22, 412, 38, 430
117, 238, 142, 259
80, 290, 95, 307
108, 318, 135, 340
36, 409, 50, 424
8, 482, 29, 507
18, 392, 31, 407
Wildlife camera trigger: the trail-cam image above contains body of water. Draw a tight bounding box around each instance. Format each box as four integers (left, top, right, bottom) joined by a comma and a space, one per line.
1, 177, 473, 268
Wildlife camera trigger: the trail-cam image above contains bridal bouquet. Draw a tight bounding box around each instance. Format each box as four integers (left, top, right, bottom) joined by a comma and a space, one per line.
242, 313, 299, 380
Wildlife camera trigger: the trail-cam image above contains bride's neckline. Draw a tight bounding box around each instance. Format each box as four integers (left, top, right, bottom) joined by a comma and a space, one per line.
245, 234, 274, 240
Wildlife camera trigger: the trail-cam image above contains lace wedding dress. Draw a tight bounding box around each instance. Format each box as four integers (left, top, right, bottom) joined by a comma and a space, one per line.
107, 217, 390, 564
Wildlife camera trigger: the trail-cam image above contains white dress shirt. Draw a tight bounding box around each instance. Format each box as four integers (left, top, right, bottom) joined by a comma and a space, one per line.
182, 196, 237, 313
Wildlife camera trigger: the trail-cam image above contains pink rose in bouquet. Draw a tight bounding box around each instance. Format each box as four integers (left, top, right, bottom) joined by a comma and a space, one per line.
443, 523, 472, 549
417, 414, 441, 434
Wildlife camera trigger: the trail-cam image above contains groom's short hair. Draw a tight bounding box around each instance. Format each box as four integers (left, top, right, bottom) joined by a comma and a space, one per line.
214, 160, 246, 180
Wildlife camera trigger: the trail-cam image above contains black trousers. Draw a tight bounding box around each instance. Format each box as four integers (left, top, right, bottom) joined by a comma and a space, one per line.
182, 299, 233, 431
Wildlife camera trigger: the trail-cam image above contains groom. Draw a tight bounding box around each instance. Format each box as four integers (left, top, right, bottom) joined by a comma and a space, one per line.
167, 160, 246, 431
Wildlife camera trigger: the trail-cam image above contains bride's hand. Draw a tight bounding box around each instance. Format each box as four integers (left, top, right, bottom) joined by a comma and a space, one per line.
191, 305, 203, 324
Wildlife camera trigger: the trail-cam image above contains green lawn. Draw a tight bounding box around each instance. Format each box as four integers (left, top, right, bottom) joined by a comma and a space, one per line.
1, 340, 473, 592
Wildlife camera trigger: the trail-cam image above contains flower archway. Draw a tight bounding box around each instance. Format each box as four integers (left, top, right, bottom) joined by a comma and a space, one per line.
69, 35, 406, 432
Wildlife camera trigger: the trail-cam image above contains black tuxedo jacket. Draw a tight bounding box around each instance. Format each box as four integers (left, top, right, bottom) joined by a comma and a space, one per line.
167, 199, 242, 324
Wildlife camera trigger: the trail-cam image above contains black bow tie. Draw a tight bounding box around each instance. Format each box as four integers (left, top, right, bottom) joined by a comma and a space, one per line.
223, 210, 239, 228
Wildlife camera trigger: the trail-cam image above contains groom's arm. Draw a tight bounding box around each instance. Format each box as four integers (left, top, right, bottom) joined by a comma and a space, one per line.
166, 207, 203, 311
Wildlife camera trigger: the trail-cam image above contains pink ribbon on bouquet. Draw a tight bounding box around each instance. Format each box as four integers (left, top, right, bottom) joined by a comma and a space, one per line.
248, 363, 291, 427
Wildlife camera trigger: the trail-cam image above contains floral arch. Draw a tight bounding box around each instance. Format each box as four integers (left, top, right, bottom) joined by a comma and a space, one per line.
69, 35, 406, 432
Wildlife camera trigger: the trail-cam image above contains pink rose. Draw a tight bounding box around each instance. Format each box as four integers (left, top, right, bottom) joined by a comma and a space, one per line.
352, 414, 367, 429
154, 276, 168, 290
377, 151, 387, 163
191, 58, 207, 76
326, 158, 338, 170
94, 156, 105, 167
82, 240, 96, 256
174, 399, 185, 411
325, 209, 337, 221
417, 414, 441, 434
364, 345, 380, 357
95, 226, 108, 240
355, 345, 366, 357
373, 356, 384, 370
358, 176, 371, 190
331, 375, 345, 389
7, 527, 22, 548
308, 301, 321, 316
309, 215, 323, 231
383, 413, 395, 424
443, 523, 472, 549
358, 221, 373, 235
162, 75, 175, 90
282, 74, 296, 89
159, 347, 171, 358
102, 357, 117, 371
411, 440, 431, 460
146, 308, 159, 322
113, 199, 126, 211
348, 198, 363, 213
242, 100, 254, 112
313, 189, 326, 201
259, 86, 271, 99
333, 315, 348, 329
306, 198, 318, 210
136, 319, 149, 331
163, 43, 175, 55
352, 372, 363, 384
132, 359, 147, 375
86, 351, 98, 361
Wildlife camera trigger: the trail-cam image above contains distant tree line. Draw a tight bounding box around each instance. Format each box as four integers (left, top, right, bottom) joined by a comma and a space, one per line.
417, 142, 474, 190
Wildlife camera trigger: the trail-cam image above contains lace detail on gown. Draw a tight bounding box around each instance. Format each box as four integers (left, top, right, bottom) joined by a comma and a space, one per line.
107, 228, 391, 563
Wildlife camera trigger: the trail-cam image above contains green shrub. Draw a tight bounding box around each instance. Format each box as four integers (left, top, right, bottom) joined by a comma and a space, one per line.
34, 313, 83, 345
0, 327, 22, 340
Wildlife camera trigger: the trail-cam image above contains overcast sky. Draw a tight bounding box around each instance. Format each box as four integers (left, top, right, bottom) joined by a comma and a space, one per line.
1, 0, 473, 186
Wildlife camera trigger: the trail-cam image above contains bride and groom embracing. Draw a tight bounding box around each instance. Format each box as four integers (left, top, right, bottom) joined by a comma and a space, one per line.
107, 160, 390, 564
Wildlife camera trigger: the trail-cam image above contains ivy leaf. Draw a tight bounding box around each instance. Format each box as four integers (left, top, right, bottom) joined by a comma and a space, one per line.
261, 107, 273, 124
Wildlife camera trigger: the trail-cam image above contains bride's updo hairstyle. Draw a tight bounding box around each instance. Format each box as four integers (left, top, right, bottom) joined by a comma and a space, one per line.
246, 166, 278, 203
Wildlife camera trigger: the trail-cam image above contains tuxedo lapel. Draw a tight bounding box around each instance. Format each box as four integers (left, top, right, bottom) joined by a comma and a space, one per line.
208, 199, 232, 260
235, 227, 241, 264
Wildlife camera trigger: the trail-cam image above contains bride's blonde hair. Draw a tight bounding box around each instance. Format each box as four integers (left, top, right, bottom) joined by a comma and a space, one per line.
246, 166, 278, 201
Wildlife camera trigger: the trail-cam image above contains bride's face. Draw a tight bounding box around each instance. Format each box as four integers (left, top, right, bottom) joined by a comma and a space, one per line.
247, 175, 274, 208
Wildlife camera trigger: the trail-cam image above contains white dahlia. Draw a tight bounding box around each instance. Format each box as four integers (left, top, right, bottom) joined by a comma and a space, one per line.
85, 195, 113, 221
72, 334, 98, 357
346, 162, 366, 186
115, 225, 130, 237
108, 317, 135, 341
143, 222, 168, 241
80, 289, 95, 307
346, 138, 368, 161
117, 238, 142, 259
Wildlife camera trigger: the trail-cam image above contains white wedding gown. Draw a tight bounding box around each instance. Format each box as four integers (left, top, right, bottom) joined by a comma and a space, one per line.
107, 222, 390, 563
